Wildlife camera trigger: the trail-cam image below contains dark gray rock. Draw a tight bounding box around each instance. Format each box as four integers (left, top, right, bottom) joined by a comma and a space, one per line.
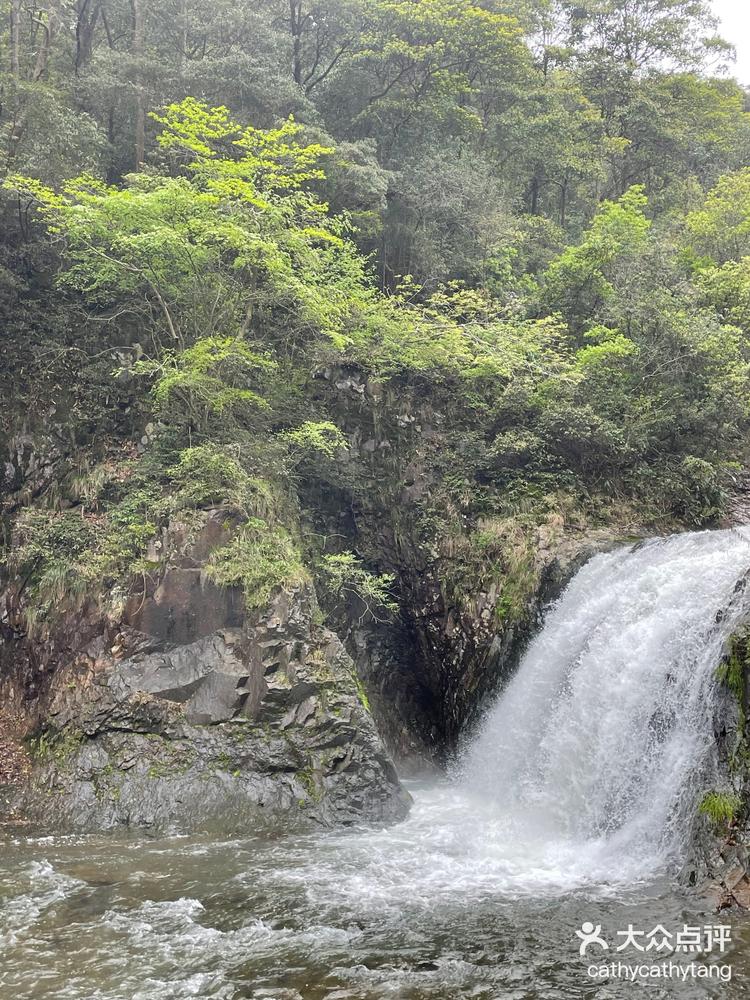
6, 515, 410, 835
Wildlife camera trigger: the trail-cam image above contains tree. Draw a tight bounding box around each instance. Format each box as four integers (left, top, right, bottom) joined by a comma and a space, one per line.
4, 99, 366, 356
562, 0, 723, 75
503, 69, 623, 223
686, 168, 750, 264
281, 0, 368, 93
324, 0, 532, 154
541, 185, 651, 332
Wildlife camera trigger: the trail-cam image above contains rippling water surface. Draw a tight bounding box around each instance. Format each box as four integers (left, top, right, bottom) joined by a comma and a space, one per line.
5, 530, 750, 997
1, 780, 748, 1000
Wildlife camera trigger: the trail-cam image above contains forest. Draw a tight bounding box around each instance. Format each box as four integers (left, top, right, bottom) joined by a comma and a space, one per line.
4, 0, 750, 648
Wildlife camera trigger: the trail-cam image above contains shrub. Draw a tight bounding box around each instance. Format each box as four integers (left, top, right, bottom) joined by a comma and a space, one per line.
699, 791, 742, 830
318, 552, 397, 622
169, 444, 276, 517
204, 519, 308, 610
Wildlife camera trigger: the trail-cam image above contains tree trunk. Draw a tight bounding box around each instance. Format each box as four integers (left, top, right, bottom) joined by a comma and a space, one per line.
75, 0, 102, 75
10, 0, 21, 76
179, 0, 188, 78
559, 180, 568, 229
529, 174, 540, 216
131, 0, 145, 168
32, 3, 61, 82
290, 0, 302, 85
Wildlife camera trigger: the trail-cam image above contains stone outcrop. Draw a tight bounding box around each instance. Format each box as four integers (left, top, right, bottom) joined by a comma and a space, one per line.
1, 513, 410, 834
689, 840, 750, 910
400, 521, 636, 747
681, 625, 750, 910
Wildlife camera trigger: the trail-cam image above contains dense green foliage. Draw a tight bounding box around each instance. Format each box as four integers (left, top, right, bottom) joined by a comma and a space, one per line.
2, 0, 750, 626
699, 790, 743, 832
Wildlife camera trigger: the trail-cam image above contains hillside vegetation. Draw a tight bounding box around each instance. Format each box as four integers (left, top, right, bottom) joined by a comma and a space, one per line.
2, 1, 750, 708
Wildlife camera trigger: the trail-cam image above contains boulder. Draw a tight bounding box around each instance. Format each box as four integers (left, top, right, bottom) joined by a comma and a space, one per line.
4, 515, 410, 834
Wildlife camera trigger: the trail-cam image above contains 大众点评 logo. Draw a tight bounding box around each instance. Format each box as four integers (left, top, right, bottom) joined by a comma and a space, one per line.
576, 921, 731, 956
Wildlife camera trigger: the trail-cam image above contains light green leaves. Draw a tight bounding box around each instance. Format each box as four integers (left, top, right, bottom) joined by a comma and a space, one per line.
152, 98, 333, 204
283, 421, 347, 460
687, 169, 750, 265
135, 337, 277, 430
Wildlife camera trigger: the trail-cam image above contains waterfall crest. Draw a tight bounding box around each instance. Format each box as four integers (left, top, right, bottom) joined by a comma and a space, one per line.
457, 528, 750, 882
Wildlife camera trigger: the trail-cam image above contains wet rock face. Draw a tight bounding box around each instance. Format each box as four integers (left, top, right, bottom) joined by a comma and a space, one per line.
393, 524, 636, 751
683, 786, 750, 912
109, 630, 264, 725
681, 653, 750, 909
687, 838, 750, 911
5, 521, 410, 834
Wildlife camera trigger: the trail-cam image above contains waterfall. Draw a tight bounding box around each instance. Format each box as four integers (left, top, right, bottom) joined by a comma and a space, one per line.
456, 528, 750, 885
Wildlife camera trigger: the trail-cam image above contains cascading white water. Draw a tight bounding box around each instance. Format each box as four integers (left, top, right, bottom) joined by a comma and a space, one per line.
457, 526, 750, 884
5, 531, 750, 1000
